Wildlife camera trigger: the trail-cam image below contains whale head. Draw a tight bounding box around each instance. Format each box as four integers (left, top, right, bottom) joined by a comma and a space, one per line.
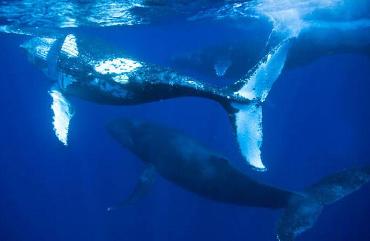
20, 37, 58, 67
106, 118, 142, 150
20, 34, 80, 81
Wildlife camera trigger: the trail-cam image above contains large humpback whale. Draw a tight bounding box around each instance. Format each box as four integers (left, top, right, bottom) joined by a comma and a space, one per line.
106, 117, 370, 241
20, 33, 291, 170
2, 0, 368, 170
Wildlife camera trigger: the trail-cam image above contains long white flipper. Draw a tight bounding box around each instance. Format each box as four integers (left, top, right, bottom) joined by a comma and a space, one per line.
236, 40, 291, 101
232, 102, 264, 170
49, 88, 74, 145
230, 40, 291, 171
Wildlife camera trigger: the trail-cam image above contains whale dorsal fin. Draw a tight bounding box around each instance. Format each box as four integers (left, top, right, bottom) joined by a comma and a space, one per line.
107, 164, 156, 211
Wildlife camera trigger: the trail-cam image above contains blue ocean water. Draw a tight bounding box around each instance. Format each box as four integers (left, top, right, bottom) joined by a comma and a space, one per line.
0, 2, 370, 241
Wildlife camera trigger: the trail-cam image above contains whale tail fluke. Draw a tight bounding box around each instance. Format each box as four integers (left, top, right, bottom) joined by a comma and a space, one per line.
222, 40, 291, 171
276, 166, 370, 241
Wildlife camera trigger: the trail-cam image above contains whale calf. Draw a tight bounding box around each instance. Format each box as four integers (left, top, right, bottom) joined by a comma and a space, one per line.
173, 0, 370, 80
170, 0, 369, 86
19, 33, 291, 170
172, 25, 370, 81
106, 117, 370, 241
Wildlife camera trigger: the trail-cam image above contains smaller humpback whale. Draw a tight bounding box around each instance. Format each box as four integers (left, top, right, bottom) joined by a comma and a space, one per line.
171, 23, 370, 81
180, 0, 370, 82
106, 117, 370, 241
20, 33, 291, 170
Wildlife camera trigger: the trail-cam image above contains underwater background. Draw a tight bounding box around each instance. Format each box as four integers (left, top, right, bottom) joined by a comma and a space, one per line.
0, 6, 370, 241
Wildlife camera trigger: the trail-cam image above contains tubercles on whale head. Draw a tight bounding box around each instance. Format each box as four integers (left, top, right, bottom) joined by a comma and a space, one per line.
20, 37, 57, 63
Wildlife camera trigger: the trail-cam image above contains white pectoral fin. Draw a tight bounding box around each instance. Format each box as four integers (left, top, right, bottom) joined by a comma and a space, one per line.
49, 89, 74, 146
236, 40, 291, 102
232, 103, 265, 171
227, 40, 292, 171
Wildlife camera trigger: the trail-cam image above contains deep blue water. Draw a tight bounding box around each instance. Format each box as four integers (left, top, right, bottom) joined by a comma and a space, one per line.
1, 18, 370, 241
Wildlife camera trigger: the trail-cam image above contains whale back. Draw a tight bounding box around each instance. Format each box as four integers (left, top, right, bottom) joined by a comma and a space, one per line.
107, 118, 293, 208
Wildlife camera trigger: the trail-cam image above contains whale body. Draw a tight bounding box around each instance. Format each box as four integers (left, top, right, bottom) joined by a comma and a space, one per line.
20, 33, 292, 170
3, 0, 369, 171
107, 117, 370, 241
172, 0, 370, 80
172, 25, 370, 81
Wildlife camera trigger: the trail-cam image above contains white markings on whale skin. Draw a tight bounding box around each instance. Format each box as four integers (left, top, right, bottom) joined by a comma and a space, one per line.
58, 73, 77, 90
113, 75, 130, 84
214, 59, 232, 77
49, 89, 74, 146
61, 34, 79, 58
90, 77, 129, 98
35, 38, 57, 60
94, 58, 143, 86
185, 79, 204, 89
20, 37, 57, 61
94, 58, 142, 75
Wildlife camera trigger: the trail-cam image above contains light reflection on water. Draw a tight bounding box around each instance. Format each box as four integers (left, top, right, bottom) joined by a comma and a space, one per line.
0, 0, 146, 28
0, 0, 239, 28
0, 0, 368, 31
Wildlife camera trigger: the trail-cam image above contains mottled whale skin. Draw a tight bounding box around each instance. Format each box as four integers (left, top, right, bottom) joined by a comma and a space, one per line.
107, 117, 370, 241
21, 33, 291, 170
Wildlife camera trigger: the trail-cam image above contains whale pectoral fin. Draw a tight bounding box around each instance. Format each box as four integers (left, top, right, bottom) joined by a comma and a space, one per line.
49, 88, 74, 146
107, 164, 156, 212
224, 40, 292, 171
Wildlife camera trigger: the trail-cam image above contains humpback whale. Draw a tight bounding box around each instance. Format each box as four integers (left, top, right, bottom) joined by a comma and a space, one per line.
106, 117, 370, 241
3, 0, 369, 170
173, 0, 370, 80
172, 24, 370, 81
20, 33, 291, 170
